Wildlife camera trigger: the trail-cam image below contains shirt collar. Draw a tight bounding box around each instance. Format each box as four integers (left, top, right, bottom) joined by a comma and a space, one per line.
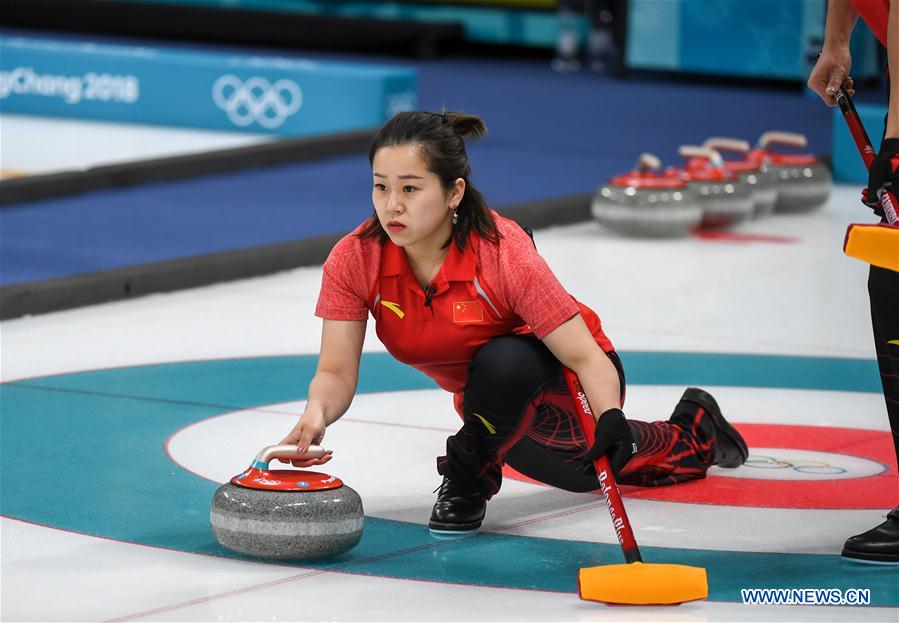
381, 231, 478, 281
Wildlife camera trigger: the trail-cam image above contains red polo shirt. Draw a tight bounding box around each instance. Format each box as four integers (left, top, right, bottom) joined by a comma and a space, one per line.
315, 211, 614, 412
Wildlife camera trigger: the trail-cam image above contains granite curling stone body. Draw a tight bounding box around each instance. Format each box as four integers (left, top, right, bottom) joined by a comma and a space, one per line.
750, 131, 832, 213
701, 137, 779, 218
211, 445, 364, 559
592, 153, 703, 238
672, 146, 754, 228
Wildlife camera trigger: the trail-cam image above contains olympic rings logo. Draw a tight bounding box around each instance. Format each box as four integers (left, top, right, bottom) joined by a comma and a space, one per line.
744, 455, 847, 475
212, 75, 302, 129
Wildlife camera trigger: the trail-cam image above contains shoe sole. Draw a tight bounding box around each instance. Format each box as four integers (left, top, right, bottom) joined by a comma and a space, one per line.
682, 387, 749, 468
429, 527, 480, 539
842, 547, 899, 564
428, 518, 483, 533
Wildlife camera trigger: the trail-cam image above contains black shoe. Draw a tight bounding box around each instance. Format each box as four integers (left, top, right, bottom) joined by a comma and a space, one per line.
681, 387, 748, 468
428, 476, 486, 534
842, 507, 899, 564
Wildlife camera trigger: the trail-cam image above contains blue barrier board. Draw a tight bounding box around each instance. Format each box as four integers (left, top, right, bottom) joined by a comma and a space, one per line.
0, 36, 418, 136
116, 0, 570, 48
626, 0, 880, 82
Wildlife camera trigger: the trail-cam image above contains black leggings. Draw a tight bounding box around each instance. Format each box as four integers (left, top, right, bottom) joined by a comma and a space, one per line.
871, 91, 899, 467
869, 264, 899, 465
436, 335, 716, 498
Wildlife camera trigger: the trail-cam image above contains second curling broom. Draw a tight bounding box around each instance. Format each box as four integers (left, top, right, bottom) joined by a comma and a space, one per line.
835, 86, 899, 272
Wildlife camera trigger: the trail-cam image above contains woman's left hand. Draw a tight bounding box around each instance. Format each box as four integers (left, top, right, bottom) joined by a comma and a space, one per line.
582, 408, 637, 477
278, 410, 334, 467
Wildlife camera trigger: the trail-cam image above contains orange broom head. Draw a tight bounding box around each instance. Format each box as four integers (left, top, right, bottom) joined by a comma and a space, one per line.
578, 562, 708, 605
843, 223, 899, 272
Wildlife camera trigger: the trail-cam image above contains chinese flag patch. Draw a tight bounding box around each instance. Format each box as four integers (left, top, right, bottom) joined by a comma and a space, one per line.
453, 301, 484, 323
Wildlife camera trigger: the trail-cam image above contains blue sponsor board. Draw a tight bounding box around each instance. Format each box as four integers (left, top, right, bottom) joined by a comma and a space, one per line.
0, 36, 418, 136
626, 0, 880, 82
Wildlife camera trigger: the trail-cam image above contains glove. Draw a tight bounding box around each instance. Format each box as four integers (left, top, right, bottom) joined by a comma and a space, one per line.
862, 138, 899, 218
581, 408, 638, 478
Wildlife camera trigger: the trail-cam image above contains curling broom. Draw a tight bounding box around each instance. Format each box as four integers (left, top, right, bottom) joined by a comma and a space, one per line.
834, 87, 899, 272
562, 367, 708, 605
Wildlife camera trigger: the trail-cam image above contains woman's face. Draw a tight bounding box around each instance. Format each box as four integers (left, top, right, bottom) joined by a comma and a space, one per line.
372, 144, 464, 251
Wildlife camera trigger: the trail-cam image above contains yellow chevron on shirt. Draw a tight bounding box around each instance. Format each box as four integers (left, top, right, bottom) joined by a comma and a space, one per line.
889, 339, 899, 346
380, 300, 404, 319
472, 413, 496, 435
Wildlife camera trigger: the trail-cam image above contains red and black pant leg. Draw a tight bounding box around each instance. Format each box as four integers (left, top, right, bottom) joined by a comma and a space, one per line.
436, 335, 717, 498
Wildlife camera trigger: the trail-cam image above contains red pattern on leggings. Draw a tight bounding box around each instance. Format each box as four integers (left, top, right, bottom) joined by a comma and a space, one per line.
514, 375, 715, 487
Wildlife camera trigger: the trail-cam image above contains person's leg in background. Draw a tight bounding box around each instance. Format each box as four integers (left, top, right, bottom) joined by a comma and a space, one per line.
841, 91, 899, 564
842, 264, 899, 563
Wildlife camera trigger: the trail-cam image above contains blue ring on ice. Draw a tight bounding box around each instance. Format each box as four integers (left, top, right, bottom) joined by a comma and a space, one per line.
2, 352, 895, 605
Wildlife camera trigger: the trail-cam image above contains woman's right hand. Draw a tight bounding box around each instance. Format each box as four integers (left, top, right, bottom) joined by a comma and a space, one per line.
278, 410, 333, 467
807, 45, 854, 106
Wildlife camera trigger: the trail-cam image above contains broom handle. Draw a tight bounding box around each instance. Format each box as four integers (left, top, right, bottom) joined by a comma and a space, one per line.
562, 366, 642, 564
835, 87, 899, 225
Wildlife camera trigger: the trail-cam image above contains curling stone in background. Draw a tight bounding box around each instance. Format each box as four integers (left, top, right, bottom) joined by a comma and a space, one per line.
211, 445, 363, 560
591, 153, 703, 238
667, 146, 754, 229
697, 138, 779, 218
748, 131, 832, 213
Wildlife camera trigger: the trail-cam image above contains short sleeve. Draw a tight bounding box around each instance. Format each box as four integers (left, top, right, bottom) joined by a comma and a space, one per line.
314, 234, 371, 321
497, 223, 579, 339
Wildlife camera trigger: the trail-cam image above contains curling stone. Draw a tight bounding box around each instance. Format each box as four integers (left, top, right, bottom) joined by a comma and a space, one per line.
211, 444, 363, 560
748, 131, 832, 213
592, 153, 703, 238
697, 138, 778, 218
667, 146, 754, 228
